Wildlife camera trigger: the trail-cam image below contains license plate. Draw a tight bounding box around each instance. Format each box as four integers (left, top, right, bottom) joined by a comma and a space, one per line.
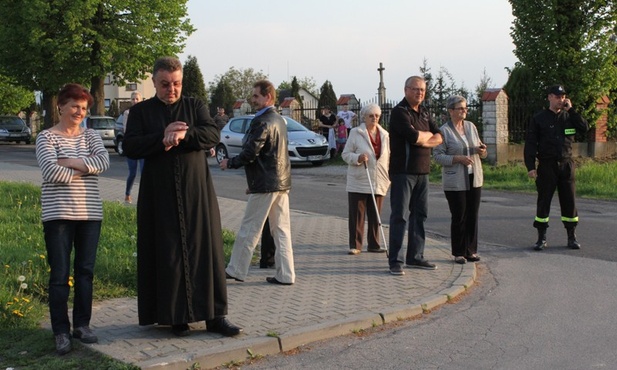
307, 155, 322, 161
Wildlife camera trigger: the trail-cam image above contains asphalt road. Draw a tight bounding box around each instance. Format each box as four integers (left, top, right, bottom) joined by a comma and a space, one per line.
3, 143, 617, 368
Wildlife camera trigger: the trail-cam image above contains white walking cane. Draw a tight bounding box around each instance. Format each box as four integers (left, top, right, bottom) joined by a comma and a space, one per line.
363, 161, 389, 256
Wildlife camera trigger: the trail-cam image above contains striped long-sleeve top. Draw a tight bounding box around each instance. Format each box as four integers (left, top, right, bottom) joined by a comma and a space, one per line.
35, 129, 110, 222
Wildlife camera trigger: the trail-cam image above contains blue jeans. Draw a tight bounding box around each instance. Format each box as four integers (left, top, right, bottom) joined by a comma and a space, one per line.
125, 158, 144, 197
43, 220, 101, 335
388, 173, 428, 268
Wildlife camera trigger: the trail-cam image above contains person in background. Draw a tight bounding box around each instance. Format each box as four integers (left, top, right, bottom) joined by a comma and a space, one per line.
35, 83, 110, 355
335, 118, 348, 156
337, 103, 357, 135
318, 106, 337, 159
123, 91, 144, 203
388, 76, 443, 275
221, 80, 295, 286
124, 56, 241, 337
524, 84, 589, 251
433, 95, 487, 264
342, 103, 390, 255
213, 107, 229, 130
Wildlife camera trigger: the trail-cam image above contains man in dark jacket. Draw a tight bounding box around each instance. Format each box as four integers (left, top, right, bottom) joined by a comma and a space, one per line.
524, 84, 589, 251
220, 80, 295, 285
124, 57, 241, 337
388, 76, 442, 276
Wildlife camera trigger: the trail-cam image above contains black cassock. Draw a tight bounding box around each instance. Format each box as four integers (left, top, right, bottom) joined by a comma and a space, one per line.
124, 95, 227, 325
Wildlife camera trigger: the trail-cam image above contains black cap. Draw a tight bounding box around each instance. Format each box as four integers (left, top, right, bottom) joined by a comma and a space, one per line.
548, 85, 566, 95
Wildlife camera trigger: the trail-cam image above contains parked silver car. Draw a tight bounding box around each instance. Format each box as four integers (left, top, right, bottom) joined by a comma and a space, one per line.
216, 115, 329, 166
81, 116, 116, 148
0, 115, 31, 144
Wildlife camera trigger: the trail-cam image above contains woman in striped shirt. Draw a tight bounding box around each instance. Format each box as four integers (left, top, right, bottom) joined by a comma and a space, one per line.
35, 83, 110, 355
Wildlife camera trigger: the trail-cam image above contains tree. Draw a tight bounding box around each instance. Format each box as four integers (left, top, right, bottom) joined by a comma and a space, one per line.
317, 80, 337, 114
509, 0, 617, 125
0, 74, 35, 115
208, 67, 268, 102
182, 55, 208, 103
209, 79, 235, 118
0, 0, 194, 128
474, 68, 494, 103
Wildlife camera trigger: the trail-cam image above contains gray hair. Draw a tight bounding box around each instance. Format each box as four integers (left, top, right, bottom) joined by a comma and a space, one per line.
446, 95, 467, 109
404, 76, 425, 88
360, 103, 381, 120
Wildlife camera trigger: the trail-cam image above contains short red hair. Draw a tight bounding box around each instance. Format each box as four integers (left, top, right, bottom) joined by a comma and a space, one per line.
57, 83, 94, 107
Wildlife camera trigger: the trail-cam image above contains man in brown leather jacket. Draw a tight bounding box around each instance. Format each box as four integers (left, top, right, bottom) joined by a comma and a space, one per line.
220, 80, 295, 285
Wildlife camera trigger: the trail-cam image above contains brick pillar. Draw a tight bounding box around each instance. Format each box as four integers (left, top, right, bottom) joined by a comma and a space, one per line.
481, 89, 509, 165
588, 96, 614, 158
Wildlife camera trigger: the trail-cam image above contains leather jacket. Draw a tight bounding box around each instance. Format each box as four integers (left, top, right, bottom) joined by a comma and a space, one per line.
227, 108, 291, 193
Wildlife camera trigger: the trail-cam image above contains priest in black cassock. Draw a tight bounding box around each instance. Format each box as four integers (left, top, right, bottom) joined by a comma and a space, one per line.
124, 56, 242, 337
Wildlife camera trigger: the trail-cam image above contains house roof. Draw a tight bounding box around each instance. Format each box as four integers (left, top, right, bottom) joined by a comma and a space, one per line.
232, 99, 247, 109
481, 89, 502, 102
280, 97, 296, 108
337, 94, 358, 105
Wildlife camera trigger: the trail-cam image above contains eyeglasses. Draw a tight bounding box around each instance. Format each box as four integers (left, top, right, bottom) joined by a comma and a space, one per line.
450, 107, 468, 112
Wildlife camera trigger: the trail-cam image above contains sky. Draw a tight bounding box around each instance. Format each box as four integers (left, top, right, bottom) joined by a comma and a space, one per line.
178, 0, 517, 103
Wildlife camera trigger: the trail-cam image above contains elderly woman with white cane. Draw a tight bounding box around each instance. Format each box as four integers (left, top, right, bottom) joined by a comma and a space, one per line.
342, 103, 391, 255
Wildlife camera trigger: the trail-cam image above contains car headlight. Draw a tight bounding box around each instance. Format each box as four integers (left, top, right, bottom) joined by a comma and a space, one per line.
320, 137, 327, 145
0, 128, 8, 134
289, 140, 299, 146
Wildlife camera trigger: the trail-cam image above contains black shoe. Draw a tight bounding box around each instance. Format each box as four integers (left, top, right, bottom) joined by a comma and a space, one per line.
206, 317, 242, 337
407, 260, 437, 270
465, 254, 481, 262
171, 324, 190, 337
367, 248, 387, 253
533, 240, 547, 251
225, 272, 244, 282
259, 261, 275, 269
73, 326, 98, 343
266, 277, 293, 285
55, 333, 72, 355
568, 238, 581, 249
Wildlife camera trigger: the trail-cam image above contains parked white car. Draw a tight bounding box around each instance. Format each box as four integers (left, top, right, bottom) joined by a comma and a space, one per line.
216, 115, 329, 166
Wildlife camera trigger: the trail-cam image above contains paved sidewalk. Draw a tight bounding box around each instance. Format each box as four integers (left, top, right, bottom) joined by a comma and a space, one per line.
0, 161, 476, 369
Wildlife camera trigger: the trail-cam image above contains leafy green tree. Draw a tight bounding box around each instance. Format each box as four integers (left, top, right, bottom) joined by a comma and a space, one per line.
509, 0, 617, 126
208, 67, 268, 102
504, 64, 545, 142
0, 0, 194, 128
317, 80, 337, 116
182, 55, 208, 103
209, 79, 235, 118
0, 74, 35, 115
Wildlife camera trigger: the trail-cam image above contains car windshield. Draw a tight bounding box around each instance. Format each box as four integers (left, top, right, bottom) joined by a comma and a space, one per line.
283, 117, 307, 132
0, 116, 25, 128
89, 118, 115, 129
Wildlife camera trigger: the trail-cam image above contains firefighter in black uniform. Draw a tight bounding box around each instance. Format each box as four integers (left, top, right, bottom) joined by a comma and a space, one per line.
524, 85, 589, 251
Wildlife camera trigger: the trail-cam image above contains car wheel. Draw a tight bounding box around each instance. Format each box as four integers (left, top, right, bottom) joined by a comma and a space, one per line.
115, 138, 125, 156
25, 139, 31, 145
215, 144, 228, 164
311, 161, 324, 167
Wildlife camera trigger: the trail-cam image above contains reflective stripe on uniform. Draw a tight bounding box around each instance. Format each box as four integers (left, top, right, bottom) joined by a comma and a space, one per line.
561, 216, 579, 222
564, 128, 576, 135
535, 216, 549, 223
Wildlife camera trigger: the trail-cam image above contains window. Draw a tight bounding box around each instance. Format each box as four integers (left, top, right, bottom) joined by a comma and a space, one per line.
125, 83, 137, 91
104, 99, 111, 108
104, 75, 112, 85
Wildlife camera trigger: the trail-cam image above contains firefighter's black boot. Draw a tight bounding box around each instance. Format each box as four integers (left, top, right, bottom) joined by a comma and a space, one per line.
533, 228, 547, 251
567, 227, 581, 249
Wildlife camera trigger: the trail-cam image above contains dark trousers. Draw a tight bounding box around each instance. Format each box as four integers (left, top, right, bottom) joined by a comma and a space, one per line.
534, 160, 578, 230
43, 220, 101, 335
388, 173, 428, 268
348, 192, 384, 250
260, 218, 275, 268
444, 176, 481, 257
125, 158, 144, 196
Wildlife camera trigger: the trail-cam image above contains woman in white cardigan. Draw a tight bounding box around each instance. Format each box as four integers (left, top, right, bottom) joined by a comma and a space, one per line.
342, 104, 390, 255
433, 95, 488, 264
